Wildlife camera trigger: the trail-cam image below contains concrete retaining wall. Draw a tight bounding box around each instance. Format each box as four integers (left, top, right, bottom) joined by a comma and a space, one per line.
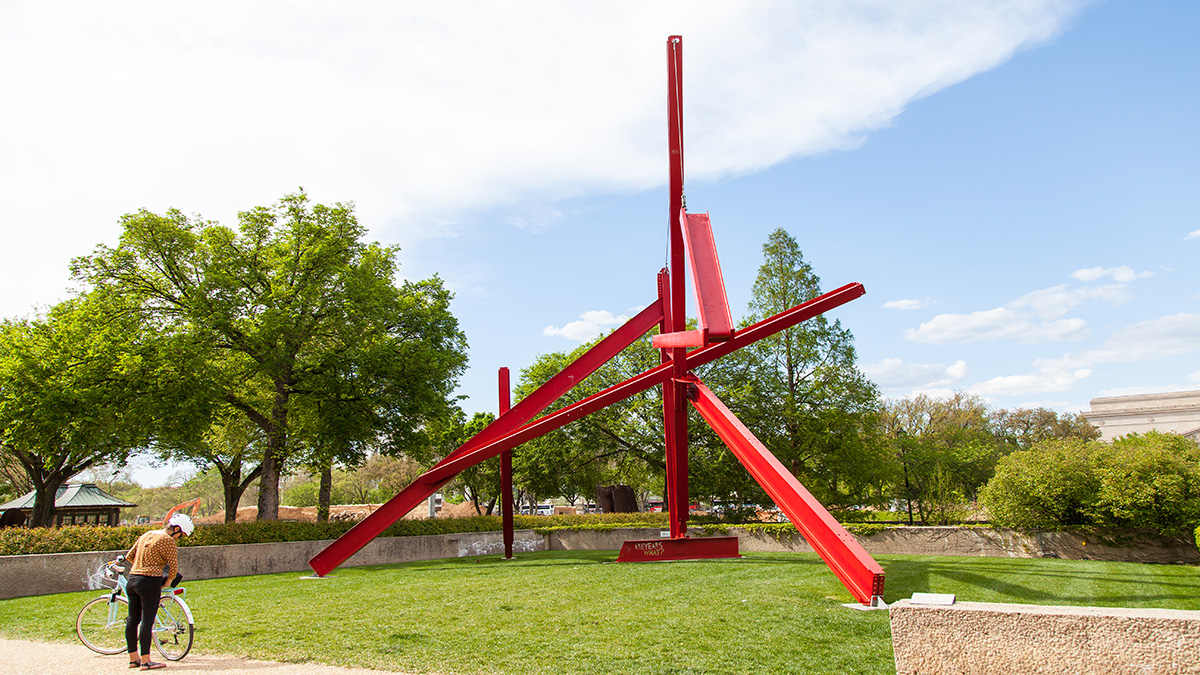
734, 525, 1200, 564
3, 525, 1194, 600
0, 530, 545, 600
890, 599, 1200, 675
551, 526, 1198, 564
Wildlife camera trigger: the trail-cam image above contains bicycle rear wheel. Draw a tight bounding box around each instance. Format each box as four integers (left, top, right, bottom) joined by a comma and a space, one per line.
76, 595, 128, 655
153, 594, 193, 660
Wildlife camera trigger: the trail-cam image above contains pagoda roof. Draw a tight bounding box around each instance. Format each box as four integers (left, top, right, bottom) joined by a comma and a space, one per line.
0, 483, 136, 511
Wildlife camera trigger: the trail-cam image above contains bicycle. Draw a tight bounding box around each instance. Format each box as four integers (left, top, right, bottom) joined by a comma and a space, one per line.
75, 557, 195, 661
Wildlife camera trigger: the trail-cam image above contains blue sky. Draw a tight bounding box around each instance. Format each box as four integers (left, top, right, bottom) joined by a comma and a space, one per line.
2, 2, 1198, 485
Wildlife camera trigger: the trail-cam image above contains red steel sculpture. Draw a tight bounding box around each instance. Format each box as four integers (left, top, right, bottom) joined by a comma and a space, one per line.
308, 36, 886, 606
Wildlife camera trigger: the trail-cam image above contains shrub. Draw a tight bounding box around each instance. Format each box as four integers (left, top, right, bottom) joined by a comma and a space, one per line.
980, 432, 1200, 536
1092, 432, 1200, 534
979, 438, 1098, 529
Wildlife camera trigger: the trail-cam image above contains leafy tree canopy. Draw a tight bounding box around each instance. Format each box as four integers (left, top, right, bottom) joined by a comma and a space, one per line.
72, 190, 468, 520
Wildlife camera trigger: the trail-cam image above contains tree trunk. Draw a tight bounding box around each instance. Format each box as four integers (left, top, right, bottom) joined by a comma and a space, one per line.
317, 463, 332, 523
222, 466, 243, 523
257, 451, 281, 520
257, 386, 290, 521
28, 473, 67, 528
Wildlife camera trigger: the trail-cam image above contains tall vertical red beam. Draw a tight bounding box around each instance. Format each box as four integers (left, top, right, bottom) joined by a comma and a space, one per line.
499, 367, 513, 559
658, 268, 677, 523
665, 35, 689, 538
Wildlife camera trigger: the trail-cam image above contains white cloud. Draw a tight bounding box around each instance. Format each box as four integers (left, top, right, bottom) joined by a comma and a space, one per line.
903, 276, 1141, 345
861, 358, 966, 389
882, 298, 934, 310
1070, 265, 1153, 283
1083, 313, 1200, 363
969, 367, 1092, 397
504, 207, 566, 234
905, 308, 1089, 344
1095, 383, 1194, 398
1186, 230, 1200, 240
544, 310, 629, 341
0, 0, 1088, 317
1007, 283, 1129, 319
987, 313, 1200, 398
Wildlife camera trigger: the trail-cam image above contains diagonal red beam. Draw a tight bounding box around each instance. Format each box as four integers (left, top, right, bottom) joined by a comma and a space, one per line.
309, 282, 865, 576
426, 283, 866, 492
445, 299, 664, 464
685, 377, 885, 605
307, 300, 663, 577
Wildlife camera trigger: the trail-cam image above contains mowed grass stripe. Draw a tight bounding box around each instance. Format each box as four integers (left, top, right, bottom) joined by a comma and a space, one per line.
1, 550, 1197, 675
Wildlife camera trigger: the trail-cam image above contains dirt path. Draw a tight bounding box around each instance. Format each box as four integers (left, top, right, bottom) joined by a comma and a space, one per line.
0, 639, 414, 675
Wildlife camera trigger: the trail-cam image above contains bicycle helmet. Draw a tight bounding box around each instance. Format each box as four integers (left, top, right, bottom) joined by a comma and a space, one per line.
168, 513, 195, 536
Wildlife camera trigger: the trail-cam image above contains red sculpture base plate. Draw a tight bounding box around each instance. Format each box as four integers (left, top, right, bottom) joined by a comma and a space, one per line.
617, 536, 741, 562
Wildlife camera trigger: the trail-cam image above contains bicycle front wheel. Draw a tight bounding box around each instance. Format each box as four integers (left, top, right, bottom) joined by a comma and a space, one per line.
76, 595, 129, 655
153, 594, 193, 661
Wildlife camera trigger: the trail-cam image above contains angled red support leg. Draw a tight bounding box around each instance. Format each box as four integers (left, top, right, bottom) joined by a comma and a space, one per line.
685, 378, 885, 605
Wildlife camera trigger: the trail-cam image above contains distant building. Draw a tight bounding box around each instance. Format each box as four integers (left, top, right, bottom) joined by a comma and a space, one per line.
1082, 390, 1200, 442
0, 483, 136, 527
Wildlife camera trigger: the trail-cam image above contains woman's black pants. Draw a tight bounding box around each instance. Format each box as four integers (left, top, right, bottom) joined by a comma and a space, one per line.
125, 574, 164, 656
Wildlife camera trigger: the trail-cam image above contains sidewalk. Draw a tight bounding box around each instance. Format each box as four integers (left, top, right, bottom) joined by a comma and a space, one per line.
0, 639, 412, 675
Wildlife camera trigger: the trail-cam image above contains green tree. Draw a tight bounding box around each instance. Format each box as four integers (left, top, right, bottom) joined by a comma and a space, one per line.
990, 406, 1100, 452
513, 334, 667, 508
707, 228, 885, 511
879, 392, 998, 524
170, 410, 265, 522
73, 191, 468, 520
0, 296, 202, 526
0, 448, 31, 503
429, 410, 501, 514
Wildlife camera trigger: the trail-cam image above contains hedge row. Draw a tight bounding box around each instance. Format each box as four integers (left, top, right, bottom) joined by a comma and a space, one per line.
0, 512, 672, 556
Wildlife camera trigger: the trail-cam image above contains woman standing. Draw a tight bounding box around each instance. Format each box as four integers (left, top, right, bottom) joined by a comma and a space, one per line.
124, 513, 192, 670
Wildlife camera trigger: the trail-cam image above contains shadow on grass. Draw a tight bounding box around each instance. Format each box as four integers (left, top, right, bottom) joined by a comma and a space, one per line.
882, 556, 1200, 608
383, 550, 837, 574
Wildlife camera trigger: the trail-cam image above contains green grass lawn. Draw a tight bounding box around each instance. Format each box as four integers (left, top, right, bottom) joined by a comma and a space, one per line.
2, 551, 1198, 675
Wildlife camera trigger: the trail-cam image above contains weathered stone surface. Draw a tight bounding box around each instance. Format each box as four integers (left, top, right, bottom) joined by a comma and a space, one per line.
733, 526, 1199, 565
890, 600, 1200, 675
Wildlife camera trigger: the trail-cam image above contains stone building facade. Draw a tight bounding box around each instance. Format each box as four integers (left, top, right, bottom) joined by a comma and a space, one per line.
1082, 389, 1200, 442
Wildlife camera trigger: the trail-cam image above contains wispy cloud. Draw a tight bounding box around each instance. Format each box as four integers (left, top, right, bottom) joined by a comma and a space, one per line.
1186, 230, 1200, 240
1070, 265, 1153, 283
969, 366, 1093, 397
862, 358, 966, 389
1007, 283, 1129, 319
977, 313, 1200, 396
905, 308, 1089, 344
882, 298, 934, 310
904, 270, 1146, 345
544, 310, 629, 342
0, 1, 1090, 317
